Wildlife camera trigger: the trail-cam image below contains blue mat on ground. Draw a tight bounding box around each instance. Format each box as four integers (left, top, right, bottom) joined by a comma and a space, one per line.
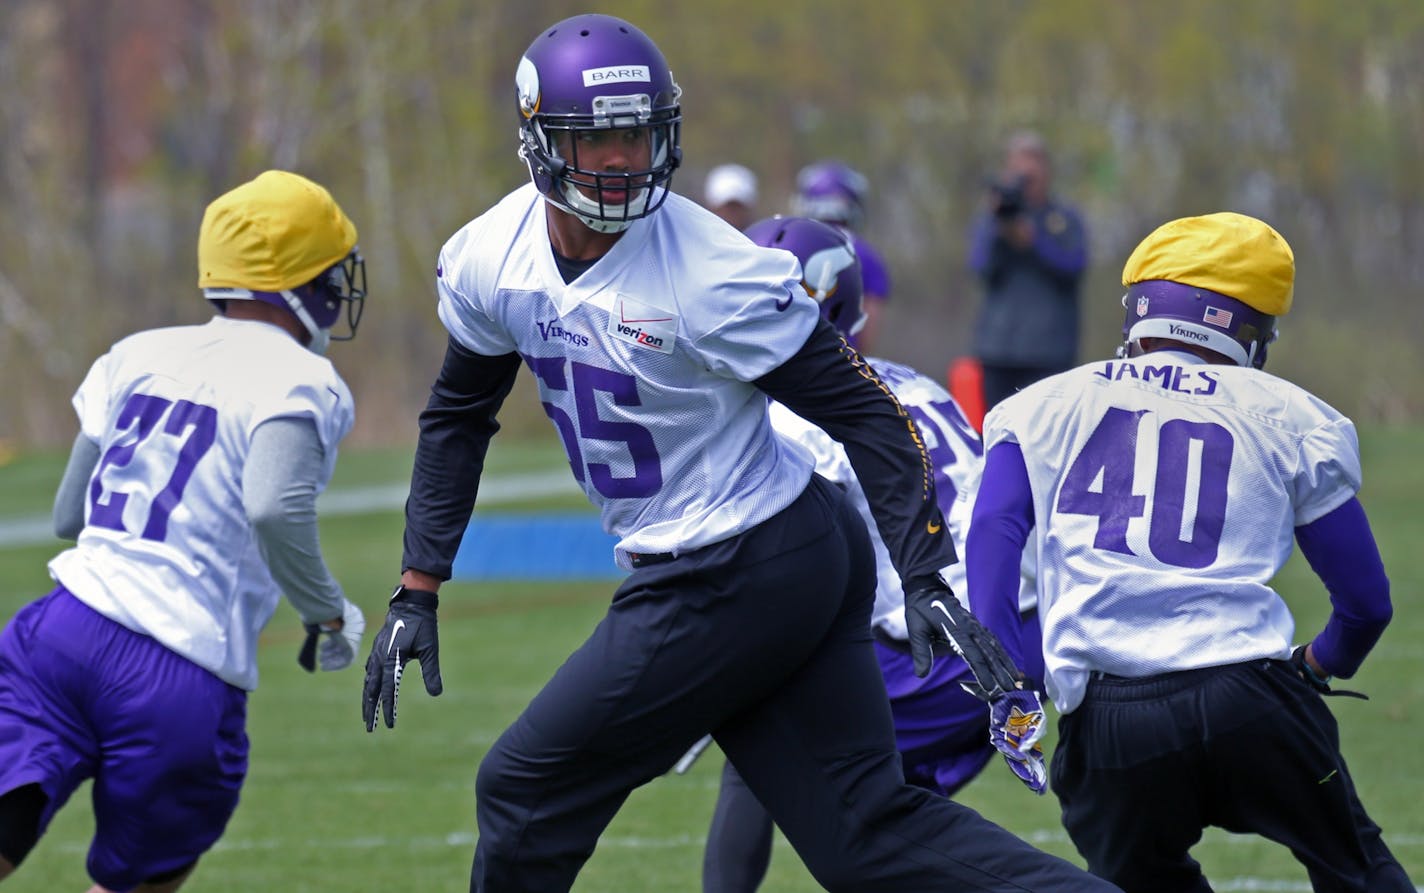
452, 514, 623, 580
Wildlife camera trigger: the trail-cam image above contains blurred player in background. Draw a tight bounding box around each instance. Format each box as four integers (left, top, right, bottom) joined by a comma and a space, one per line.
700, 215, 1046, 893
703, 162, 759, 231
792, 160, 893, 353
361, 13, 1111, 893
0, 170, 367, 892
967, 212, 1413, 892
967, 130, 1088, 409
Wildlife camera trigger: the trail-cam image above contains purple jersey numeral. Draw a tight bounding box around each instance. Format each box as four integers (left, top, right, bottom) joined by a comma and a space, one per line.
142, 400, 218, 540
1057, 407, 1234, 568
1056, 407, 1147, 554
572, 362, 663, 498
89, 392, 219, 541
524, 354, 664, 499
907, 397, 982, 513
525, 355, 586, 486
1149, 420, 1233, 568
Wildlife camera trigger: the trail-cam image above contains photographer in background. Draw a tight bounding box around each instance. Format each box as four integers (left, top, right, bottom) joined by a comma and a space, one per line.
968, 130, 1088, 409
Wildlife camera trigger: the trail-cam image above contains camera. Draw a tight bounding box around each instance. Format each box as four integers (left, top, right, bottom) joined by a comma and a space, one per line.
989, 175, 1029, 219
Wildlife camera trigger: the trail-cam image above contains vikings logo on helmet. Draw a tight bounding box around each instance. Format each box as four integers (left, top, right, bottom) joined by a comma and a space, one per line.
516, 56, 540, 119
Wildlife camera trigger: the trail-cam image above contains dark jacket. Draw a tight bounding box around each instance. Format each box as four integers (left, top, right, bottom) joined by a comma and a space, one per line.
968, 199, 1087, 369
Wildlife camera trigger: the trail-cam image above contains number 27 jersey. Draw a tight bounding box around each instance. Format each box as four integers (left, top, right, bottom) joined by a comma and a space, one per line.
983, 350, 1361, 703
49, 317, 353, 690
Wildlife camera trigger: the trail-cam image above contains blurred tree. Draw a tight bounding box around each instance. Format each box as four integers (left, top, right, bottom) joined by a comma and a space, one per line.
1, 0, 1422, 450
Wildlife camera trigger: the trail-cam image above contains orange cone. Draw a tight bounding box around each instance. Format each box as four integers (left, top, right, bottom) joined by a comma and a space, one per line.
947, 357, 986, 434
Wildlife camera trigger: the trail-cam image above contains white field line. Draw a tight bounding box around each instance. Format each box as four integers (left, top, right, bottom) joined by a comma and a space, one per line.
0, 469, 579, 549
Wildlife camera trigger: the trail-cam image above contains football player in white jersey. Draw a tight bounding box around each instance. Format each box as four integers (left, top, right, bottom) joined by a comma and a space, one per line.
359, 14, 1111, 893
699, 216, 1047, 893
0, 170, 367, 892
967, 212, 1413, 892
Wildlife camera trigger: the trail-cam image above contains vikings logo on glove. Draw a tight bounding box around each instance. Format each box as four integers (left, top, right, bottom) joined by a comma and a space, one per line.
991, 690, 1048, 795
1005, 703, 1044, 751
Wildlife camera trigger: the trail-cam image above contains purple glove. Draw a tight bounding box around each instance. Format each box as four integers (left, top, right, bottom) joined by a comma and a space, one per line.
989, 688, 1048, 795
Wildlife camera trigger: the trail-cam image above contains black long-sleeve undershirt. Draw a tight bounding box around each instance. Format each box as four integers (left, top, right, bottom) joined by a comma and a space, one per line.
755, 318, 956, 585
401, 337, 521, 580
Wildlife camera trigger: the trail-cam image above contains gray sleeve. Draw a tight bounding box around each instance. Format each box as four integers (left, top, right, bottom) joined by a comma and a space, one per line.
243, 416, 344, 625
53, 433, 101, 539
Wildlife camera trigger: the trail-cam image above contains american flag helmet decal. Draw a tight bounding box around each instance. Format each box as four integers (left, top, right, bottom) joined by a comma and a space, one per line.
1203, 306, 1234, 328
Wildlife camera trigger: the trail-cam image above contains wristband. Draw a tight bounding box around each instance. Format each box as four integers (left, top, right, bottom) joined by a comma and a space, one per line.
390, 584, 439, 610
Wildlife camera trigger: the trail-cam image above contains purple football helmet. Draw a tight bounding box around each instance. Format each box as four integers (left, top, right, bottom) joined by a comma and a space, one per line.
746, 215, 865, 338
515, 14, 682, 233
791, 161, 870, 229
1118, 279, 1278, 368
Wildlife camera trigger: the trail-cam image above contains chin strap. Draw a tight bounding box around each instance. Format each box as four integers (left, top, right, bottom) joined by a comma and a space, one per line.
278, 289, 330, 355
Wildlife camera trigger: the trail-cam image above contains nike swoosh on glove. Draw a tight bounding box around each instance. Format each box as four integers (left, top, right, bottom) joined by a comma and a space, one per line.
362, 586, 442, 731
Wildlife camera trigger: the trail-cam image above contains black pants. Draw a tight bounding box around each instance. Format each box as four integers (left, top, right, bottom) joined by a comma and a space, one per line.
470, 475, 1115, 892
1052, 661, 1414, 893
703, 760, 776, 893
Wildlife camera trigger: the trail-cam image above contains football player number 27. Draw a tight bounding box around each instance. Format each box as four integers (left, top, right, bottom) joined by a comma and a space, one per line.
525, 356, 663, 498
89, 392, 219, 541
1056, 407, 1233, 569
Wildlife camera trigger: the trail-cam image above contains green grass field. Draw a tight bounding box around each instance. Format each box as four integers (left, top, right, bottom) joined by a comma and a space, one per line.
1, 428, 1422, 892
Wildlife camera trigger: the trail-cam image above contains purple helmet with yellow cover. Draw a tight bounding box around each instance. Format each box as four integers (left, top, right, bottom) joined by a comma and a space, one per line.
1119, 212, 1294, 369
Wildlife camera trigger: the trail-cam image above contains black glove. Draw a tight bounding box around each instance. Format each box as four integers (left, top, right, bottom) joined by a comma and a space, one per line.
904, 575, 1020, 697
362, 585, 443, 731
1290, 644, 1368, 700
905, 575, 1048, 793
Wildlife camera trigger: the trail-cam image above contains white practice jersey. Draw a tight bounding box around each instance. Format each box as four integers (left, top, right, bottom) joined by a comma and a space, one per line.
436, 185, 821, 566
983, 349, 1360, 712
769, 357, 1035, 639
49, 316, 354, 690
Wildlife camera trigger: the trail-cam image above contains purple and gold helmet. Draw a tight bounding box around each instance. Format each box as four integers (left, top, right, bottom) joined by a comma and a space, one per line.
791, 160, 870, 229
515, 14, 682, 233
1118, 212, 1294, 369
746, 216, 865, 338
198, 170, 366, 355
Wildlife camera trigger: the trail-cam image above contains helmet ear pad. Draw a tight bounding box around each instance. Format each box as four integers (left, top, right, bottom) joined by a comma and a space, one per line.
1120, 280, 1277, 368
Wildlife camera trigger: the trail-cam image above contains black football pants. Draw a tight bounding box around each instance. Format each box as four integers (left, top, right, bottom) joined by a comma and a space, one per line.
1052, 660, 1414, 893
470, 475, 1116, 892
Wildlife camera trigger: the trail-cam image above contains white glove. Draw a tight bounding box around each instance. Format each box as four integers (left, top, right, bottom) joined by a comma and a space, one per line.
299, 598, 366, 672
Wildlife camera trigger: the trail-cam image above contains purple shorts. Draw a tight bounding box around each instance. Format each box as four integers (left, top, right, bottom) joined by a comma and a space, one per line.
875, 640, 994, 796
0, 587, 248, 889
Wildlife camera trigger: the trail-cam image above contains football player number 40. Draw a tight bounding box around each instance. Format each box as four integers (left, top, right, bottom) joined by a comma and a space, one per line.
1056, 407, 1234, 569
89, 392, 219, 541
